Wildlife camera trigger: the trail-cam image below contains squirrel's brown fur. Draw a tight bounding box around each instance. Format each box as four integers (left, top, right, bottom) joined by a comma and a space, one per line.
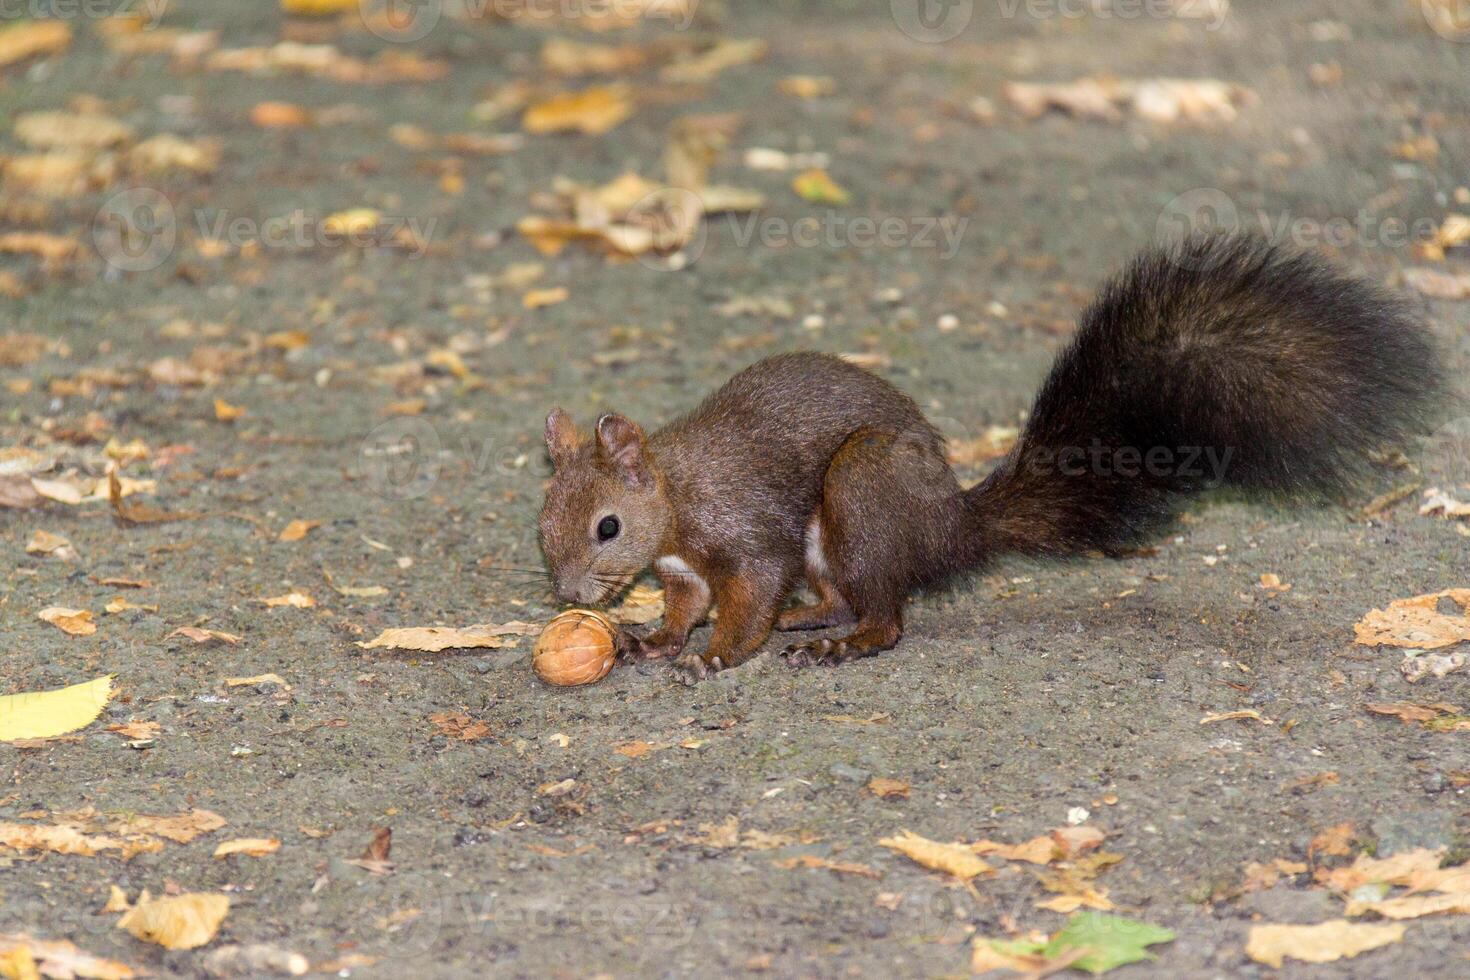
539, 234, 1441, 683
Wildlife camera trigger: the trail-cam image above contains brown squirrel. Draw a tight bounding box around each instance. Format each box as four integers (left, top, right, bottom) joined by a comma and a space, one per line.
538, 234, 1441, 684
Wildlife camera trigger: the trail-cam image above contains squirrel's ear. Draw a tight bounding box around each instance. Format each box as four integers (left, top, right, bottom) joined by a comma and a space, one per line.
595, 413, 646, 481
544, 408, 578, 468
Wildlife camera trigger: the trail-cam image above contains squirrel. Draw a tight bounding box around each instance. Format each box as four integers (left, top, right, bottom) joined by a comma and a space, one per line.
538, 234, 1442, 684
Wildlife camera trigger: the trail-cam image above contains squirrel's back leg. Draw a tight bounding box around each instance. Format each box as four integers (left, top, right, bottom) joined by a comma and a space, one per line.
773, 515, 854, 631
783, 427, 961, 667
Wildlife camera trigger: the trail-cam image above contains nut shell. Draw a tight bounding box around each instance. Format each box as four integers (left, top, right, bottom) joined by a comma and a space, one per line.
533, 610, 617, 686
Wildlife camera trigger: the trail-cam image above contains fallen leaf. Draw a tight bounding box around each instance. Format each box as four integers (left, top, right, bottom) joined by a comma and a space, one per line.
792, 168, 849, 205
772, 854, 881, 878
106, 721, 161, 741
777, 75, 836, 99
1309, 822, 1356, 858
1321, 848, 1444, 892
24, 530, 75, 559
224, 674, 290, 691
661, 38, 766, 83
213, 399, 246, 421
169, 626, 242, 645
973, 835, 1059, 865
1199, 709, 1272, 725
36, 607, 96, 637
522, 287, 569, 310
356, 624, 531, 652
349, 827, 394, 875
878, 829, 993, 881
820, 712, 890, 725
523, 86, 634, 135
277, 518, 320, 542
1355, 590, 1470, 649
212, 838, 281, 859
0, 21, 72, 69
1241, 858, 1309, 893
614, 740, 669, 758
116, 891, 229, 950
105, 596, 158, 615
1245, 920, 1403, 968
1404, 268, 1470, 300
250, 101, 311, 128
428, 712, 493, 742
1365, 701, 1461, 724
1420, 487, 1470, 518
0, 934, 136, 980
1047, 912, 1174, 974
108, 470, 198, 524
867, 777, 910, 800
261, 591, 316, 609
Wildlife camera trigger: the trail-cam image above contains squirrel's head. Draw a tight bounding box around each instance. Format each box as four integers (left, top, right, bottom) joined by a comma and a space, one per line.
538, 408, 670, 606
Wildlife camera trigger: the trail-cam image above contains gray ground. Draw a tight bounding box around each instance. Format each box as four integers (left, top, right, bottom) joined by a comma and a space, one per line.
3, 0, 1470, 976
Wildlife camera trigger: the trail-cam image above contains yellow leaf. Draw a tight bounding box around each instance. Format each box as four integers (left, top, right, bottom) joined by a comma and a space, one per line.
0, 20, 72, 69
116, 891, 229, 951
777, 75, 836, 99
280, 0, 357, 14
277, 518, 320, 542
169, 626, 242, 645
225, 674, 291, 691
522, 287, 569, 310
523, 86, 634, 135
0, 676, 113, 742
1245, 920, 1403, 968
212, 838, 281, 859
878, 829, 993, 881
37, 607, 96, 636
212, 398, 245, 421
0, 933, 136, 980
24, 530, 73, 558
321, 209, 382, 238
792, 169, 849, 205
771, 854, 881, 878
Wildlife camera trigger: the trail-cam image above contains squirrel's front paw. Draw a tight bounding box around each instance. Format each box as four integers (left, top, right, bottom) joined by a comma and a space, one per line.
670, 651, 723, 685
616, 628, 682, 662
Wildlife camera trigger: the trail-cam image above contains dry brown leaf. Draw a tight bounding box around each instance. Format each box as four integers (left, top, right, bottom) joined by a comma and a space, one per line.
947, 426, 1020, 468
973, 835, 1059, 865
428, 712, 493, 742
105, 596, 158, 615
260, 591, 316, 609
108, 470, 198, 525
349, 826, 395, 875
522, 286, 569, 310
0, 232, 79, 263
224, 674, 290, 691
661, 38, 766, 83
250, 101, 311, 128
0, 823, 132, 858
169, 626, 242, 645
1404, 268, 1470, 300
277, 518, 320, 542
212, 838, 281, 859
523, 86, 634, 135
1355, 590, 1470, 649
1346, 891, 1470, 919
356, 624, 529, 652
116, 891, 229, 950
878, 830, 993, 881
541, 38, 650, 76
1309, 822, 1356, 858
1420, 487, 1470, 518
1199, 709, 1272, 725
777, 75, 836, 99
1241, 858, 1309, 893
0, 21, 72, 68
1365, 701, 1461, 723
613, 740, 669, 758
867, 777, 910, 800
0, 934, 136, 980
1321, 848, 1444, 892
25, 530, 75, 559
112, 809, 227, 844
213, 398, 246, 421
772, 854, 881, 878
1245, 920, 1403, 968
106, 721, 161, 741
1051, 825, 1106, 859
37, 606, 96, 637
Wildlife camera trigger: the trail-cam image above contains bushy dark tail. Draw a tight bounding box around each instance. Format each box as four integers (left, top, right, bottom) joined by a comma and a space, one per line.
962, 233, 1441, 562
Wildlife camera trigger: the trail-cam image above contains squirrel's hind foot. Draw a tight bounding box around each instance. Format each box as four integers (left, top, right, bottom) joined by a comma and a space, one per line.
782, 619, 901, 667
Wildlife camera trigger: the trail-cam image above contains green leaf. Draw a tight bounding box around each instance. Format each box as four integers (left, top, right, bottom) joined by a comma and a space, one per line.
1045, 912, 1175, 975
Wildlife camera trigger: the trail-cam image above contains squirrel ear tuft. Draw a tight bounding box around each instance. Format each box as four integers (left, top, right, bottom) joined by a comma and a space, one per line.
544, 408, 578, 467
595, 413, 646, 478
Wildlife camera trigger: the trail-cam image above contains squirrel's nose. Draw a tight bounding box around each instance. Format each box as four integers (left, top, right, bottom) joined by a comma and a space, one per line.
553, 582, 578, 605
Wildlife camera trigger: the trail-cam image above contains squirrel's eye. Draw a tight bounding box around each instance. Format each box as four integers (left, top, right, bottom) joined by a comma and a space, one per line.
597, 515, 621, 542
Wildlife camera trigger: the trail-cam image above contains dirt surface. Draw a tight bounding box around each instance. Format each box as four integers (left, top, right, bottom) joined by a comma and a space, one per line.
3, 1, 1470, 977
